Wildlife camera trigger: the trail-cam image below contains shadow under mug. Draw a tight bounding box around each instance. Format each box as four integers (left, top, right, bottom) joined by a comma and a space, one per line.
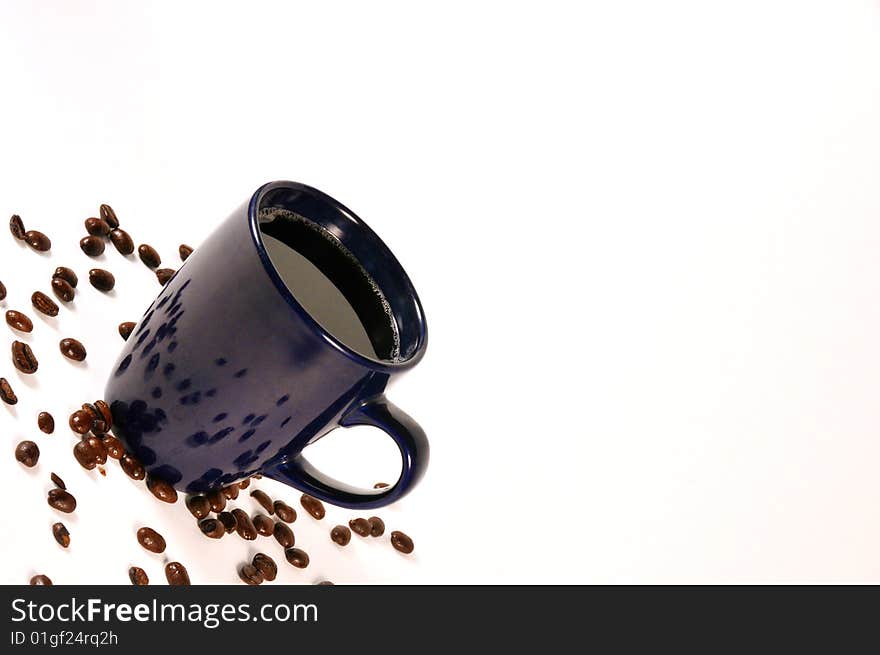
104, 181, 429, 509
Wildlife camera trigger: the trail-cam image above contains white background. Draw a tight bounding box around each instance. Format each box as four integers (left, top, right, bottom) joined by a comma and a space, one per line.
1, 1, 880, 584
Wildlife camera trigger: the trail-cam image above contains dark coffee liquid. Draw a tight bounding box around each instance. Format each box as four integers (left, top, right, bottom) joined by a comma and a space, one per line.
259, 208, 399, 361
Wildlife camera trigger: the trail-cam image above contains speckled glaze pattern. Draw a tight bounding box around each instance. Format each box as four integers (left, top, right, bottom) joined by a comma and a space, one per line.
104, 181, 428, 509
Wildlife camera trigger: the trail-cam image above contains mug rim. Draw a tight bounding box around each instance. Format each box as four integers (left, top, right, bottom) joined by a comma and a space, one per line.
247, 180, 428, 373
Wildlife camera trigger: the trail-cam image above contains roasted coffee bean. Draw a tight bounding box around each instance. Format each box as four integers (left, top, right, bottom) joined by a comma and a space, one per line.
99, 204, 119, 229
239, 564, 263, 585
5, 310, 33, 332
25, 230, 51, 252
53, 266, 78, 287
12, 340, 38, 374
232, 508, 257, 540
206, 489, 226, 513
120, 453, 145, 480
79, 235, 105, 256
199, 518, 225, 539
252, 553, 277, 581
179, 244, 193, 261
156, 268, 175, 285
186, 495, 211, 519
73, 439, 98, 470
218, 511, 237, 533
52, 522, 70, 548
273, 501, 296, 523
84, 435, 108, 465
88, 268, 115, 291
284, 547, 309, 569
349, 518, 371, 538
252, 513, 274, 536
15, 440, 39, 467
118, 321, 136, 340
94, 399, 113, 428
9, 214, 25, 240
137, 527, 166, 553
331, 525, 352, 546
250, 489, 274, 514
316, 581, 334, 585
300, 494, 325, 520
50, 472, 66, 489
165, 562, 190, 586
47, 488, 76, 513
84, 217, 111, 236
368, 516, 385, 537
38, 412, 55, 434
32, 292, 59, 318
80, 402, 98, 422
0, 280, 5, 301
101, 435, 124, 459
223, 484, 240, 500
109, 228, 134, 255
238, 478, 251, 490
146, 474, 178, 503
51, 277, 75, 302
0, 378, 17, 405
373, 482, 389, 489
129, 566, 149, 585
30, 575, 52, 585
59, 338, 87, 362
273, 521, 295, 548
390, 531, 414, 554
138, 244, 161, 268
69, 409, 92, 435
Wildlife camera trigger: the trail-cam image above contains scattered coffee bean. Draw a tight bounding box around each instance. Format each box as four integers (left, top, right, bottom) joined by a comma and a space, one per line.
5, 310, 33, 332
94, 399, 113, 428
349, 518, 371, 538
0, 377, 17, 405
47, 488, 76, 513
84, 435, 108, 465
316, 581, 334, 585
101, 435, 124, 459
218, 511, 237, 533
53, 266, 78, 287
156, 268, 176, 285
390, 531, 414, 554
80, 401, 98, 422
9, 214, 25, 240
199, 518, 225, 539
331, 525, 352, 546
253, 514, 274, 536
120, 453, 146, 480
50, 472, 65, 489
273, 501, 296, 523
118, 321, 136, 340
129, 566, 149, 585
368, 516, 385, 537
52, 522, 70, 548
25, 230, 51, 252
138, 244, 161, 268
179, 244, 193, 261
11, 340, 38, 374
51, 277, 75, 302
109, 228, 134, 255
165, 562, 190, 586
15, 440, 39, 467
32, 291, 59, 318
69, 409, 92, 435
186, 494, 211, 519
30, 575, 52, 585
250, 489, 274, 514
99, 204, 119, 229
300, 494, 325, 520
238, 479, 251, 490
136, 527, 166, 553
239, 564, 264, 586
206, 489, 226, 513
232, 509, 257, 540
84, 217, 111, 236
73, 439, 98, 470
223, 484, 240, 500
59, 338, 87, 362
0, 280, 5, 301
38, 412, 54, 434
273, 522, 295, 548
373, 482, 389, 489
88, 268, 115, 291
284, 548, 309, 569
146, 474, 178, 503
252, 553, 277, 581
79, 235, 105, 256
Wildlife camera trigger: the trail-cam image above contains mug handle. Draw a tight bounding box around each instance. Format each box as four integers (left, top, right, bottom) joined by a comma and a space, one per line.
264, 395, 429, 509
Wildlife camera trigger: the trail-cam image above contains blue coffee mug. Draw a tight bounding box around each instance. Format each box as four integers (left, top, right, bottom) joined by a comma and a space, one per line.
104, 181, 428, 508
